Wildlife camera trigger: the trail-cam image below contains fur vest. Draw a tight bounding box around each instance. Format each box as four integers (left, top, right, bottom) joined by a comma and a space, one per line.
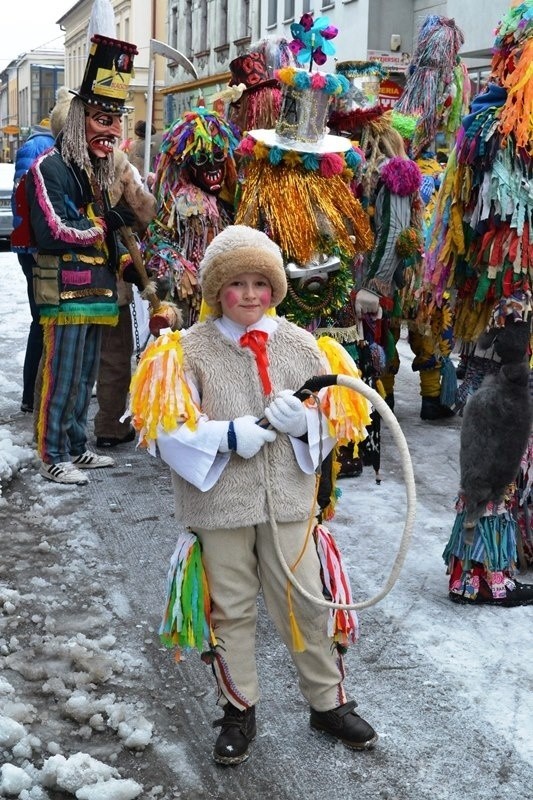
173, 317, 326, 530
109, 150, 156, 306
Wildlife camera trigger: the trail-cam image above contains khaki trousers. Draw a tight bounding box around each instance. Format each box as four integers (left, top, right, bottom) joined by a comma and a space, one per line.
195, 519, 348, 712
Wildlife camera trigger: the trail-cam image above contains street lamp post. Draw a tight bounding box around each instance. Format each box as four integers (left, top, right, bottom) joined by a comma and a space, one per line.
144, 39, 198, 179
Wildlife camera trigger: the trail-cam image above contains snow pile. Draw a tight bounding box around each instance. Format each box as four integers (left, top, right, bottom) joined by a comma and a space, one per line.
0, 428, 35, 496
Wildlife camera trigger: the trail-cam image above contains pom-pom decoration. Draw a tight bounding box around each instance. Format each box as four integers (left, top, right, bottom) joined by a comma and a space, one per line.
276, 66, 349, 97
128, 330, 201, 452
396, 226, 424, 258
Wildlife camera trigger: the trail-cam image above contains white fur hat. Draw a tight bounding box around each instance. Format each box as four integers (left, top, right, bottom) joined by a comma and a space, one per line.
199, 225, 287, 315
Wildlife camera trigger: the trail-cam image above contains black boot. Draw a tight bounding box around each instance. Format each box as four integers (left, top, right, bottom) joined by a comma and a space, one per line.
310, 700, 378, 750
420, 396, 455, 420
213, 703, 256, 765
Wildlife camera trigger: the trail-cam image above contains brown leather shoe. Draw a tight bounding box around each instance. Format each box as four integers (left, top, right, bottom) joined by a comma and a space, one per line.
213, 703, 256, 765
96, 427, 136, 448
310, 700, 378, 750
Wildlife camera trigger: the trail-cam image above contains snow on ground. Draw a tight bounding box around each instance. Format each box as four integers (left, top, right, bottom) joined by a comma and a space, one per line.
0, 250, 532, 798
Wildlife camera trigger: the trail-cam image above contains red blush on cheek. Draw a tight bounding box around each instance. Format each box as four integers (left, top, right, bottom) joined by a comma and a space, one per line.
221, 289, 239, 308
258, 289, 272, 306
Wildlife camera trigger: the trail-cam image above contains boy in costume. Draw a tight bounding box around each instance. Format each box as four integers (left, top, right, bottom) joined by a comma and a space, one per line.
26, 35, 140, 484
128, 225, 377, 764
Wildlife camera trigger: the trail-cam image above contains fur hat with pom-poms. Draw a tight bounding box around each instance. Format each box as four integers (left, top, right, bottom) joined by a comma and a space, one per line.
199, 225, 287, 316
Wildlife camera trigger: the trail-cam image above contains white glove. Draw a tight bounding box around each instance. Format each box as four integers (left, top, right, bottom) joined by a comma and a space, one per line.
264, 390, 308, 437
355, 288, 381, 317
219, 415, 277, 459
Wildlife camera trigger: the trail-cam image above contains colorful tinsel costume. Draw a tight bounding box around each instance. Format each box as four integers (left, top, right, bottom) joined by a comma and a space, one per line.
426, 1, 533, 602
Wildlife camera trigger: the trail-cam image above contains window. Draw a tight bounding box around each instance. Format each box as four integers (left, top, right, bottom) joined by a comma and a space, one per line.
218, 0, 228, 46
240, 0, 250, 38
199, 0, 208, 52
31, 66, 63, 125
268, 0, 278, 27
185, 0, 193, 58
284, 0, 295, 19
170, 4, 178, 49
302, 0, 312, 10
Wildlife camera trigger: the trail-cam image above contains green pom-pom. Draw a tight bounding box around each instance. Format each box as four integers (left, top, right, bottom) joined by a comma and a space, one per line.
391, 110, 419, 141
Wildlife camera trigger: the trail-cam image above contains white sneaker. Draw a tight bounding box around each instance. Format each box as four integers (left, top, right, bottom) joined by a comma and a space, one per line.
40, 461, 89, 485
72, 450, 115, 469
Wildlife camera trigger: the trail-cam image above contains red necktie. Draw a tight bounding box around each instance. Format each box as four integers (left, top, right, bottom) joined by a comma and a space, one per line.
239, 329, 272, 396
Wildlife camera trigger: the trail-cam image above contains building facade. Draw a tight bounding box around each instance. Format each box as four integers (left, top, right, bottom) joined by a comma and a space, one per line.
164, 0, 512, 114
0, 0, 516, 161
0, 51, 64, 163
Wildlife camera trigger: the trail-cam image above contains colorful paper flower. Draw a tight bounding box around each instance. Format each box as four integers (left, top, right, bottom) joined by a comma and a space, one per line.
289, 14, 339, 68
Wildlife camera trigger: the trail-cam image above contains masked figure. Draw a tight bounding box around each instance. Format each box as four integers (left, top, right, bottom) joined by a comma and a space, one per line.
25, 35, 141, 485
143, 108, 240, 330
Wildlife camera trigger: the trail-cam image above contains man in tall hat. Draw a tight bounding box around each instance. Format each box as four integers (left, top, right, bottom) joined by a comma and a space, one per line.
26, 34, 141, 485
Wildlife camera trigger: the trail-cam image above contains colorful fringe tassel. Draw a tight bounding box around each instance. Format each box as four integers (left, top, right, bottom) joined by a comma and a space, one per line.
128, 329, 200, 451
314, 523, 359, 647
316, 336, 372, 445
159, 531, 213, 656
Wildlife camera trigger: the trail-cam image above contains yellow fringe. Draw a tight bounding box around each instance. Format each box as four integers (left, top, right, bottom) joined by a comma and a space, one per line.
315, 336, 372, 445
288, 601, 306, 652
236, 160, 373, 265
128, 330, 201, 448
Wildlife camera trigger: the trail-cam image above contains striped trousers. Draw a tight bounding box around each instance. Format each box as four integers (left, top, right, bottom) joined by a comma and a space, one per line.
37, 323, 102, 464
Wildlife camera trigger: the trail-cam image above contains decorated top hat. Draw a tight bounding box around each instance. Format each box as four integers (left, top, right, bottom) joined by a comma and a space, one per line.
229, 51, 278, 92
335, 61, 387, 112
249, 66, 351, 153
328, 61, 388, 135
72, 34, 138, 112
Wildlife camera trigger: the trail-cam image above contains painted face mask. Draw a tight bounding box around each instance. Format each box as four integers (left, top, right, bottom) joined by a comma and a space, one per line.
188, 148, 227, 195
85, 107, 123, 158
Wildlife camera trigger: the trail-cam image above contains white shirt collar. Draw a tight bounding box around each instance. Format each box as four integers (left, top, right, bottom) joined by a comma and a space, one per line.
215, 314, 279, 343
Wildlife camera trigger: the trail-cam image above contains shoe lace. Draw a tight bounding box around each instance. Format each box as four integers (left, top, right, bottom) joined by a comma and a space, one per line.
212, 706, 250, 731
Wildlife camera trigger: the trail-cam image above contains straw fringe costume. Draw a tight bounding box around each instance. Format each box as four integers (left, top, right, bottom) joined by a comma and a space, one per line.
347, 15, 470, 420
234, 59, 374, 491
